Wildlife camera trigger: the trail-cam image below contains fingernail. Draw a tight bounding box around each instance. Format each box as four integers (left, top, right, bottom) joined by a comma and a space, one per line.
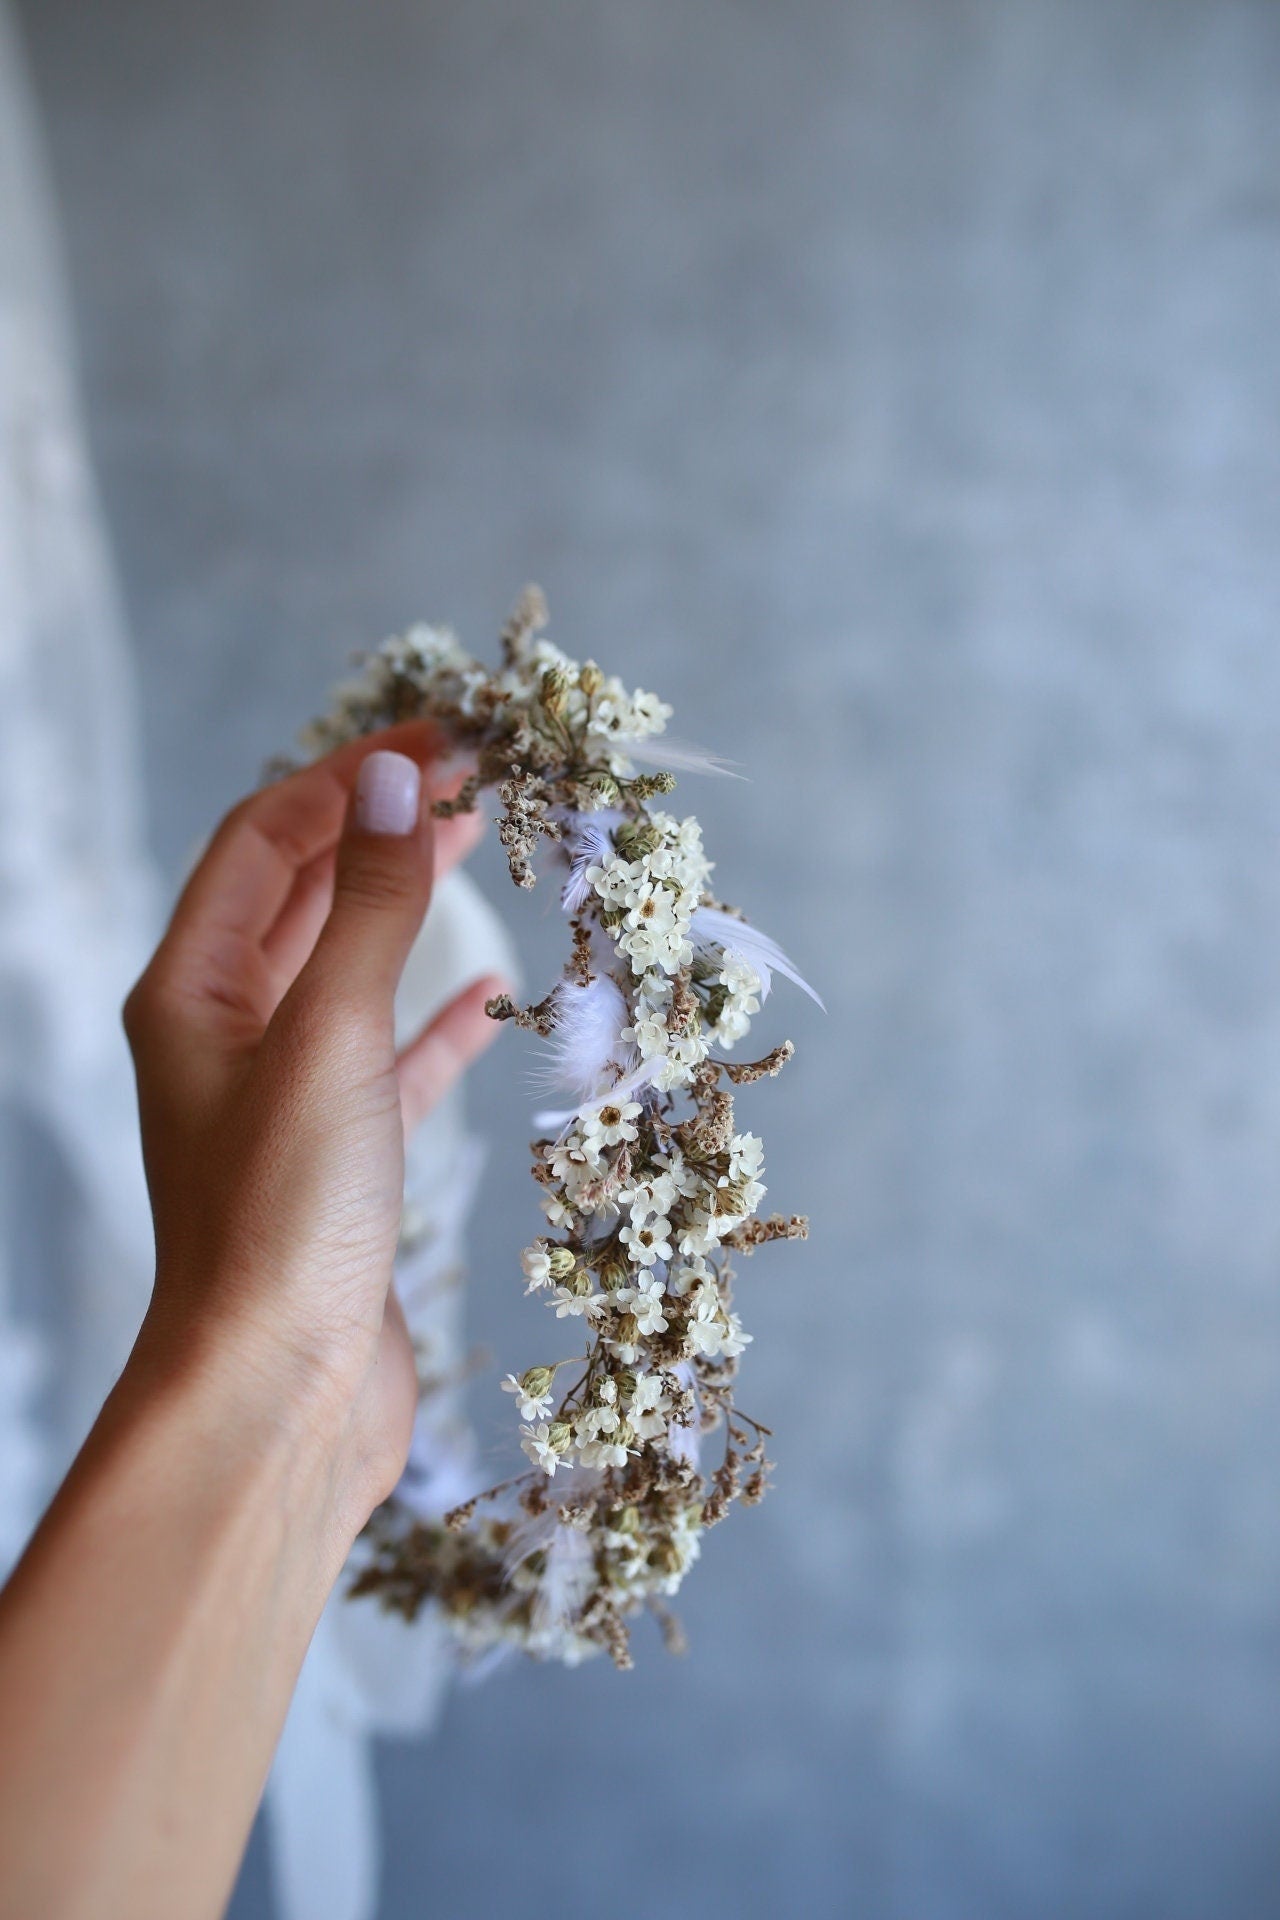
355, 751, 421, 836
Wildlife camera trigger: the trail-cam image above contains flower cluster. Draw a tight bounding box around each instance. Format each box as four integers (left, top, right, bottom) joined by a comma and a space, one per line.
307, 589, 817, 1667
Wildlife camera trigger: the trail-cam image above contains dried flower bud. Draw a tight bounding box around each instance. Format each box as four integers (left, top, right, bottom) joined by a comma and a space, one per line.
547, 1245, 577, 1279
596, 1254, 630, 1293
520, 1366, 556, 1400
579, 660, 604, 698
615, 820, 662, 861
647, 1541, 682, 1576
540, 665, 570, 717
547, 1421, 575, 1455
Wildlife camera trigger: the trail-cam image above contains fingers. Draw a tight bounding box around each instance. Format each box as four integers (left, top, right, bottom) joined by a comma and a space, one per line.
296, 750, 436, 1020
261, 802, 487, 991
397, 974, 509, 1134
161, 721, 446, 963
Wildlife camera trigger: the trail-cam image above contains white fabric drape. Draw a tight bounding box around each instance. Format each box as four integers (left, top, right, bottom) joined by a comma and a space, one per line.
0, 11, 515, 1913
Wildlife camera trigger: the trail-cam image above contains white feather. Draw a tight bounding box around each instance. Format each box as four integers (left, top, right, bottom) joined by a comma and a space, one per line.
619, 735, 743, 778
533, 974, 637, 1102
691, 905, 825, 1011
531, 1526, 595, 1634
560, 810, 624, 913
500, 1476, 599, 1633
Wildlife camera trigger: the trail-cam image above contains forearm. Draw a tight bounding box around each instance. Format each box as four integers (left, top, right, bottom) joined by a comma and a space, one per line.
0, 1315, 365, 1920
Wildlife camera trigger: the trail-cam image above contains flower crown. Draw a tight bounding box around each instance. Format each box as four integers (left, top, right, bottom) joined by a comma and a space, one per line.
299, 589, 819, 1667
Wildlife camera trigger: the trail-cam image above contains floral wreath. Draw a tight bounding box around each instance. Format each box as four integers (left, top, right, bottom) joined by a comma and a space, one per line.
297, 589, 820, 1668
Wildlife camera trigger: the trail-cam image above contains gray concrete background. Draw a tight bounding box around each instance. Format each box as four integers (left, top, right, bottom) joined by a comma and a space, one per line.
16, 2, 1280, 1915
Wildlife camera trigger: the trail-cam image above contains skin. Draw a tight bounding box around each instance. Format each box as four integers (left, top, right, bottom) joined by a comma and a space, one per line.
0, 724, 509, 1920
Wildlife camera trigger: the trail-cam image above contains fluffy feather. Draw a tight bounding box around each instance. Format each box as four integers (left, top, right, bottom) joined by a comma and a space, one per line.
533, 973, 637, 1102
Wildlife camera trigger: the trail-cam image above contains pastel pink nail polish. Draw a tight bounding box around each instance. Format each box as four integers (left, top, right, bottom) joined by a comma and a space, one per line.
355, 750, 421, 836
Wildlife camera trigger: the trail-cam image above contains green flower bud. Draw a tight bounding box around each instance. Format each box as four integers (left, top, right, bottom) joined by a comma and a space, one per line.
547, 1245, 577, 1279
585, 772, 621, 806
615, 820, 662, 861
547, 1421, 575, 1455
520, 1366, 556, 1400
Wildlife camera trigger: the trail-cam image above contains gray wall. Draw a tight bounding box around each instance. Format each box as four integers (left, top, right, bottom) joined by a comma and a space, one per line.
18, 2, 1280, 1915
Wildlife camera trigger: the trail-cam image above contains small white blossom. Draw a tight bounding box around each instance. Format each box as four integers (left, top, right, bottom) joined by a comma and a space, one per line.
632, 1290, 669, 1337
521, 1244, 555, 1292
502, 1370, 556, 1421
552, 1284, 605, 1320
521, 1422, 572, 1476
620, 1217, 674, 1267
580, 1099, 642, 1155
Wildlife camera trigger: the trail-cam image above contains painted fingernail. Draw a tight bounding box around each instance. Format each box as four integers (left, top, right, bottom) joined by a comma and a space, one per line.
355, 751, 421, 836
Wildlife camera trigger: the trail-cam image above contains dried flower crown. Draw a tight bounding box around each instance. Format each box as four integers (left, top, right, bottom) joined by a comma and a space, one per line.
297, 589, 819, 1667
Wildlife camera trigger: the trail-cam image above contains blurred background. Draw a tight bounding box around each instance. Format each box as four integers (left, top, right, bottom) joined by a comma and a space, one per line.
8, 1, 1280, 1914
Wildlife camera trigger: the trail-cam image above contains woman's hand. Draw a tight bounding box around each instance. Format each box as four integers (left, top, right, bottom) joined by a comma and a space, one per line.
122, 723, 508, 1532
0, 723, 512, 1920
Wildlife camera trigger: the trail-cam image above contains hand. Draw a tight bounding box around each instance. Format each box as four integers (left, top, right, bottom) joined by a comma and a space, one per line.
122, 724, 508, 1533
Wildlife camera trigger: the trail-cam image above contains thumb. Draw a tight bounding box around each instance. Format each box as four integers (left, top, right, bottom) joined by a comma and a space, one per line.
304, 748, 435, 1012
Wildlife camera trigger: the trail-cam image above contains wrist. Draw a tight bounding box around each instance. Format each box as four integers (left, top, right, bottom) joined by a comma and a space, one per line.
123, 1293, 384, 1572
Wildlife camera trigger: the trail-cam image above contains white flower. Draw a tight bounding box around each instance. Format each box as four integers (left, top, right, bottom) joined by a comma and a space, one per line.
626, 1371, 670, 1438
502, 1371, 555, 1421
576, 1403, 620, 1439
540, 1191, 576, 1228
521, 1244, 555, 1292
550, 1134, 592, 1183
728, 1132, 765, 1182
667, 1256, 711, 1298
677, 1211, 725, 1258
620, 1217, 673, 1267
632, 1289, 669, 1337
621, 1169, 679, 1224
521, 1422, 571, 1476
720, 1311, 753, 1359
685, 1281, 732, 1356
620, 921, 693, 977
631, 688, 673, 735
580, 1099, 642, 1155
552, 1285, 604, 1320
623, 1009, 669, 1060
